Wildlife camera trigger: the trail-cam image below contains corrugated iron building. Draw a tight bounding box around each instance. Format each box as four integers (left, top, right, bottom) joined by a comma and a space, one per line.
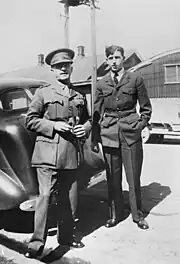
130, 49, 180, 98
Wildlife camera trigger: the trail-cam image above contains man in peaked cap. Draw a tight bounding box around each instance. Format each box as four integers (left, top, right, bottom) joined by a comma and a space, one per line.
25, 48, 91, 258
45, 48, 75, 66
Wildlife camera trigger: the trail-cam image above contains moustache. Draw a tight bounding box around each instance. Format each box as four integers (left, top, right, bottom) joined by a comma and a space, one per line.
60, 71, 69, 74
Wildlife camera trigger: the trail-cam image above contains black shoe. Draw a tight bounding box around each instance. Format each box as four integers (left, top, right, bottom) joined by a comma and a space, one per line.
136, 219, 149, 230
67, 239, 85, 248
105, 218, 120, 228
24, 246, 44, 259
24, 250, 41, 259
59, 237, 85, 249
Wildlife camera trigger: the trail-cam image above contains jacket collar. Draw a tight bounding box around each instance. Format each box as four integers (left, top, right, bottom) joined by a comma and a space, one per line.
104, 70, 131, 89
50, 79, 65, 95
50, 80, 75, 97
69, 84, 78, 100
104, 72, 114, 87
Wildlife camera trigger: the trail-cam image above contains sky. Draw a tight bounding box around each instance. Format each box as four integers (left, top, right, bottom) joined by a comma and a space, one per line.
0, 0, 180, 73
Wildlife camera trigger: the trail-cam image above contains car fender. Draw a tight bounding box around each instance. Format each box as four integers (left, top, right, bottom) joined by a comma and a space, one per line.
0, 121, 38, 210
0, 169, 28, 210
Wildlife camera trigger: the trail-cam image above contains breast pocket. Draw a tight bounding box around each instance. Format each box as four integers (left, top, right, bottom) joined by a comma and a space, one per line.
100, 90, 113, 107
122, 88, 137, 106
44, 100, 67, 120
122, 88, 137, 96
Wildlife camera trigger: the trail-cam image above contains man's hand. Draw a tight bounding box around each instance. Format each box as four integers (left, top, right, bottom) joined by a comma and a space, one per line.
73, 124, 86, 138
54, 121, 72, 132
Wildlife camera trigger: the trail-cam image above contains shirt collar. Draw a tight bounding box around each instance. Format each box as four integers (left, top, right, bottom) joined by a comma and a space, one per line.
111, 68, 125, 80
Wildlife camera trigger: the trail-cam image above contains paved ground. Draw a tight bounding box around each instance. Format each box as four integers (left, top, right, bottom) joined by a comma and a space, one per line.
0, 137, 180, 264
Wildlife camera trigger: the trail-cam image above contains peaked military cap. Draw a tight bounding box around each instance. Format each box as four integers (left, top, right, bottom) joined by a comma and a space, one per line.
45, 48, 75, 66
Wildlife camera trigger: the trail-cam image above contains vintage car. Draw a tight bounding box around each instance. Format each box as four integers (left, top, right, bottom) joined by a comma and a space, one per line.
0, 77, 104, 216
140, 98, 180, 143
0, 77, 46, 212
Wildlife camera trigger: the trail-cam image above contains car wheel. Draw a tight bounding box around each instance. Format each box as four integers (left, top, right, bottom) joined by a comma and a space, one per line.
141, 126, 150, 143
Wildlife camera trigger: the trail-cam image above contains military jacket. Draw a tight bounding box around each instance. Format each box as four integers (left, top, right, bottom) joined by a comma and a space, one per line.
26, 81, 91, 169
92, 71, 152, 147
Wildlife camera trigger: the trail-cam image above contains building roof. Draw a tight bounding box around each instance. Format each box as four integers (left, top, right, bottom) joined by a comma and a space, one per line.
0, 49, 142, 83
129, 48, 180, 72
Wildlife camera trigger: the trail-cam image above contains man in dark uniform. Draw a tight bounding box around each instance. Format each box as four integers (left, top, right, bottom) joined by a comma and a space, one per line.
92, 45, 152, 230
25, 48, 91, 258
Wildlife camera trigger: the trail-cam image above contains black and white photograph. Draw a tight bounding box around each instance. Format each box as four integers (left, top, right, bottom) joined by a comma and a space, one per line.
0, 0, 179, 263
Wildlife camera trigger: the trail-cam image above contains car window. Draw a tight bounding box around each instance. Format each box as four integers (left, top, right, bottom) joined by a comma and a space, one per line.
29, 86, 39, 95
0, 88, 31, 111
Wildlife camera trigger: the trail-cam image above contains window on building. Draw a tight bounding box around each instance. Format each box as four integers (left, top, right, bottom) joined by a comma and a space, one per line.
164, 64, 180, 83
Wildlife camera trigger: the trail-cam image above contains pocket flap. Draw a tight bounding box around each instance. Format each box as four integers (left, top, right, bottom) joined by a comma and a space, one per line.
102, 90, 113, 97
122, 88, 136, 95
36, 133, 59, 143
101, 116, 117, 128
45, 100, 64, 107
128, 113, 139, 124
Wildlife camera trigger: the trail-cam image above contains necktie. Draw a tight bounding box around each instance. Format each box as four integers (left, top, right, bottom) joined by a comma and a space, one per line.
113, 72, 118, 85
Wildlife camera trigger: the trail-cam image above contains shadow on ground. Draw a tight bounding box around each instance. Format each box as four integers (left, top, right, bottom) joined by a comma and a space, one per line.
141, 182, 171, 216
0, 179, 171, 263
40, 246, 91, 264
0, 234, 89, 264
76, 180, 171, 235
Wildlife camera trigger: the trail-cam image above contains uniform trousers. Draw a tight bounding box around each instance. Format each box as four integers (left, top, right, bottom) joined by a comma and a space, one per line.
28, 167, 78, 252
103, 131, 143, 222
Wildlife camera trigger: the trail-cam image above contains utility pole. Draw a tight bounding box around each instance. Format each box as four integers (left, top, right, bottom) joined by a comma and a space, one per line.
58, 0, 70, 48
90, 0, 97, 116
64, 2, 69, 48
58, 0, 98, 115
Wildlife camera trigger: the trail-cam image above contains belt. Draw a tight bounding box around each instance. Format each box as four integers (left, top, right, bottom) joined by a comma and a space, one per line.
104, 110, 135, 119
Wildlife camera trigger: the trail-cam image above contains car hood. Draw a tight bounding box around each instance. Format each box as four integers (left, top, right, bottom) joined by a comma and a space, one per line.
148, 98, 180, 124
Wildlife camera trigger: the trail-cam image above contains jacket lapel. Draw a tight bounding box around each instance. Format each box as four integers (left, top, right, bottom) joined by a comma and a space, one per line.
104, 72, 114, 87
116, 71, 130, 90
69, 87, 78, 101
104, 71, 130, 90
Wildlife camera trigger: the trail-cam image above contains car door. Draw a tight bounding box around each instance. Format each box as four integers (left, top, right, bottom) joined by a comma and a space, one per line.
0, 86, 38, 210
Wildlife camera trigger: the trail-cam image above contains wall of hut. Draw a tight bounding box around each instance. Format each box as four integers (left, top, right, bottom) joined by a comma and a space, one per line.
134, 52, 180, 98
